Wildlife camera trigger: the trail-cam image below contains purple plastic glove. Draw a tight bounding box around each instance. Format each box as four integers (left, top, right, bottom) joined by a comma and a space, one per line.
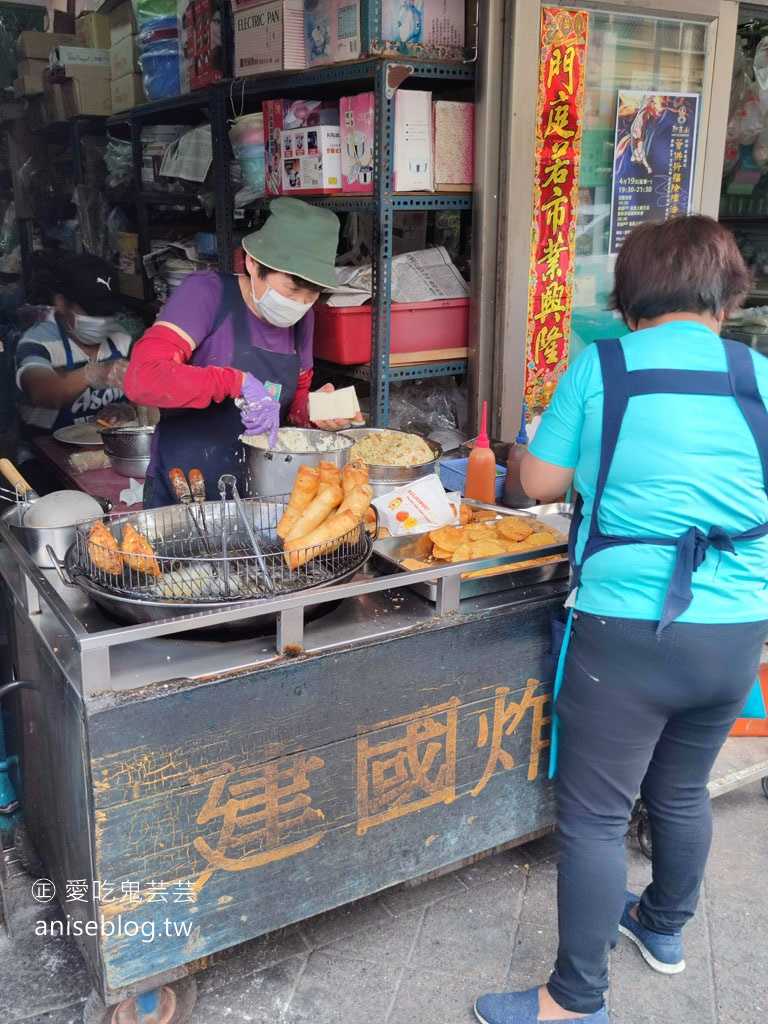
239, 373, 280, 447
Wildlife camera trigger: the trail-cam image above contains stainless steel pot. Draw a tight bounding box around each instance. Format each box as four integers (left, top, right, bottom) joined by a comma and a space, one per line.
241, 428, 355, 497
338, 428, 443, 498
1, 505, 79, 568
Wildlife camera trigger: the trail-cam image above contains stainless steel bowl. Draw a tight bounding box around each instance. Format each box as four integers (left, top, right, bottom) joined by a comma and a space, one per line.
108, 454, 150, 478
339, 428, 442, 498
100, 425, 155, 460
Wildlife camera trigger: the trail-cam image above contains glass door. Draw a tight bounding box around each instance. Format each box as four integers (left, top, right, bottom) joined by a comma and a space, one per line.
571, 12, 710, 359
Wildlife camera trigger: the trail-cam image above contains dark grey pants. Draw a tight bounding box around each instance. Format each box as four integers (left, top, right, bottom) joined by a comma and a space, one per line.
546, 611, 767, 1014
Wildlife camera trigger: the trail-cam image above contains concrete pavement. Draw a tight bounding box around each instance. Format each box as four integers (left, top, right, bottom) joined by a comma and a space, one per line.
0, 775, 766, 1024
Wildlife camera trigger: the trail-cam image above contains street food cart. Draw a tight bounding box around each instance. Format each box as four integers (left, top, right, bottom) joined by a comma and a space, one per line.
0, 496, 569, 1023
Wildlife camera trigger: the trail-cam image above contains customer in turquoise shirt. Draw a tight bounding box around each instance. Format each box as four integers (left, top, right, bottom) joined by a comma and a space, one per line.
474, 215, 768, 1024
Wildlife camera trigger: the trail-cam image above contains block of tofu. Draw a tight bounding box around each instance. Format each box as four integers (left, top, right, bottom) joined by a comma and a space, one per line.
308, 386, 360, 423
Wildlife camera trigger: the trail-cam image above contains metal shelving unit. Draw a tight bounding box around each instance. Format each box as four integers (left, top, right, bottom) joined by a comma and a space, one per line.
236, 58, 475, 424
92, 58, 474, 424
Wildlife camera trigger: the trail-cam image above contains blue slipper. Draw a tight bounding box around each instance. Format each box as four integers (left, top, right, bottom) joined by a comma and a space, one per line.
474, 986, 609, 1024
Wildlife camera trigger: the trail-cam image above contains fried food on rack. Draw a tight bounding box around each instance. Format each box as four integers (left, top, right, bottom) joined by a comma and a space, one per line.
342, 459, 370, 494
283, 508, 359, 569
276, 465, 320, 540
317, 461, 342, 489
120, 522, 162, 578
87, 520, 123, 576
338, 483, 373, 522
286, 483, 343, 541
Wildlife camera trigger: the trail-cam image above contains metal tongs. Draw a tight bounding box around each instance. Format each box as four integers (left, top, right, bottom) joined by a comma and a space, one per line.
218, 474, 274, 593
169, 467, 213, 556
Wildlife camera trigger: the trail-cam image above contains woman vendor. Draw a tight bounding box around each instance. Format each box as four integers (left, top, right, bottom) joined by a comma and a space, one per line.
124, 197, 362, 509
15, 253, 133, 495
474, 215, 768, 1024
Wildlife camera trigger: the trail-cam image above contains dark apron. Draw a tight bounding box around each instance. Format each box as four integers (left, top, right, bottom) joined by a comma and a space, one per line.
146, 274, 300, 508
51, 316, 125, 432
549, 336, 768, 776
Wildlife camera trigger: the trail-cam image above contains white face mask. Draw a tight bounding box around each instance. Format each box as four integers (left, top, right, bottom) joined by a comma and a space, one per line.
250, 277, 313, 328
72, 314, 117, 346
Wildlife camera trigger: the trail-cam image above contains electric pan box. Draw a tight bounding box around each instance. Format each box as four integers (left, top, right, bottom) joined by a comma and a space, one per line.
312, 297, 469, 364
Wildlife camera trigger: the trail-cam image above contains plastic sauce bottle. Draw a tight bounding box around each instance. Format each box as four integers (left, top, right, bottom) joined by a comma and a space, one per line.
464, 401, 497, 504
501, 401, 535, 509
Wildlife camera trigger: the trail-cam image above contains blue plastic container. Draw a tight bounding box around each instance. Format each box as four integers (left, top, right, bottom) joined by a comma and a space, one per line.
439, 457, 506, 501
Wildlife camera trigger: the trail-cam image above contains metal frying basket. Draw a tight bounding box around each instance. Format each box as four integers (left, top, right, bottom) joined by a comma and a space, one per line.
67, 495, 370, 608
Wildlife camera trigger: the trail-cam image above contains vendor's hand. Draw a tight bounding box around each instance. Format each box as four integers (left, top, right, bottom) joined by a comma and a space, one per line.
83, 361, 112, 386
313, 383, 365, 432
105, 358, 130, 389
239, 372, 280, 447
100, 402, 138, 427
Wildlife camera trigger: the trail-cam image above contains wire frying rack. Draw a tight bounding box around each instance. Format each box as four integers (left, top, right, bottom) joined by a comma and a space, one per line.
70, 494, 370, 604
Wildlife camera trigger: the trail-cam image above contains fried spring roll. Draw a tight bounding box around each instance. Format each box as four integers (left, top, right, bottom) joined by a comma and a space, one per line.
284, 508, 359, 569
341, 459, 370, 494
285, 483, 343, 541
276, 465, 320, 540
337, 483, 373, 522
317, 461, 342, 488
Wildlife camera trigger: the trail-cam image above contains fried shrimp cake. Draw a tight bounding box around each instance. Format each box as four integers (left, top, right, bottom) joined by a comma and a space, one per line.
428, 525, 465, 552
521, 531, 557, 549
120, 522, 162, 578
496, 517, 534, 542
87, 520, 123, 576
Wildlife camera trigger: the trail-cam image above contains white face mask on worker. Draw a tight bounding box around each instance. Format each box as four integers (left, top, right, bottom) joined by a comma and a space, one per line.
72, 314, 116, 345
250, 278, 312, 328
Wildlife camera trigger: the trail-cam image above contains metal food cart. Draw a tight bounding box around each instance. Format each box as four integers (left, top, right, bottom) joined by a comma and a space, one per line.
0, 507, 569, 1023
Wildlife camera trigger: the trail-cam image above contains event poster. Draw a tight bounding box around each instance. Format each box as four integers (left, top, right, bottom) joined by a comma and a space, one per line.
608, 91, 700, 254
524, 7, 588, 415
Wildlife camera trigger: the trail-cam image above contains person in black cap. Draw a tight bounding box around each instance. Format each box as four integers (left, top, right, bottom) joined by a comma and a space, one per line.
15, 253, 134, 494
125, 197, 362, 509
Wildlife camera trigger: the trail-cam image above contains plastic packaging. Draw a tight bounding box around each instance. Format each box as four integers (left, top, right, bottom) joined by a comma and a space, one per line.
138, 40, 181, 101
464, 401, 496, 503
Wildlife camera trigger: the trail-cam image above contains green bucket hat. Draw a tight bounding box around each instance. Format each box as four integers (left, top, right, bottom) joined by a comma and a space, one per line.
242, 197, 340, 290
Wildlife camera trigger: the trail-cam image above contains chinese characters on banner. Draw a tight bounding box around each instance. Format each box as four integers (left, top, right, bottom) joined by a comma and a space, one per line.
609, 91, 700, 254
524, 8, 588, 415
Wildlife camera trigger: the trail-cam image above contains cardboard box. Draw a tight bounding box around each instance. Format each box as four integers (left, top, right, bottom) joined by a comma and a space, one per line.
43, 75, 67, 122
76, 11, 112, 50
232, 0, 306, 77
263, 98, 338, 194
16, 31, 77, 62
18, 58, 49, 78
61, 76, 113, 117
340, 92, 374, 193
13, 75, 44, 98
305, 0, 360, 65
178, 0, 223, 92
433, 100, 473, 189
110, 34, 140, 79
304, 0, 466, 66
280, 124, 342, 194
394, 90, 434, 192
51, 45, 111, 78
109, 0, 138, 47
111, 72, 145, 113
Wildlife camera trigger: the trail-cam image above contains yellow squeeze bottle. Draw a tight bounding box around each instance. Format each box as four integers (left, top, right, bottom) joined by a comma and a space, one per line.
464, 401, 496, 504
